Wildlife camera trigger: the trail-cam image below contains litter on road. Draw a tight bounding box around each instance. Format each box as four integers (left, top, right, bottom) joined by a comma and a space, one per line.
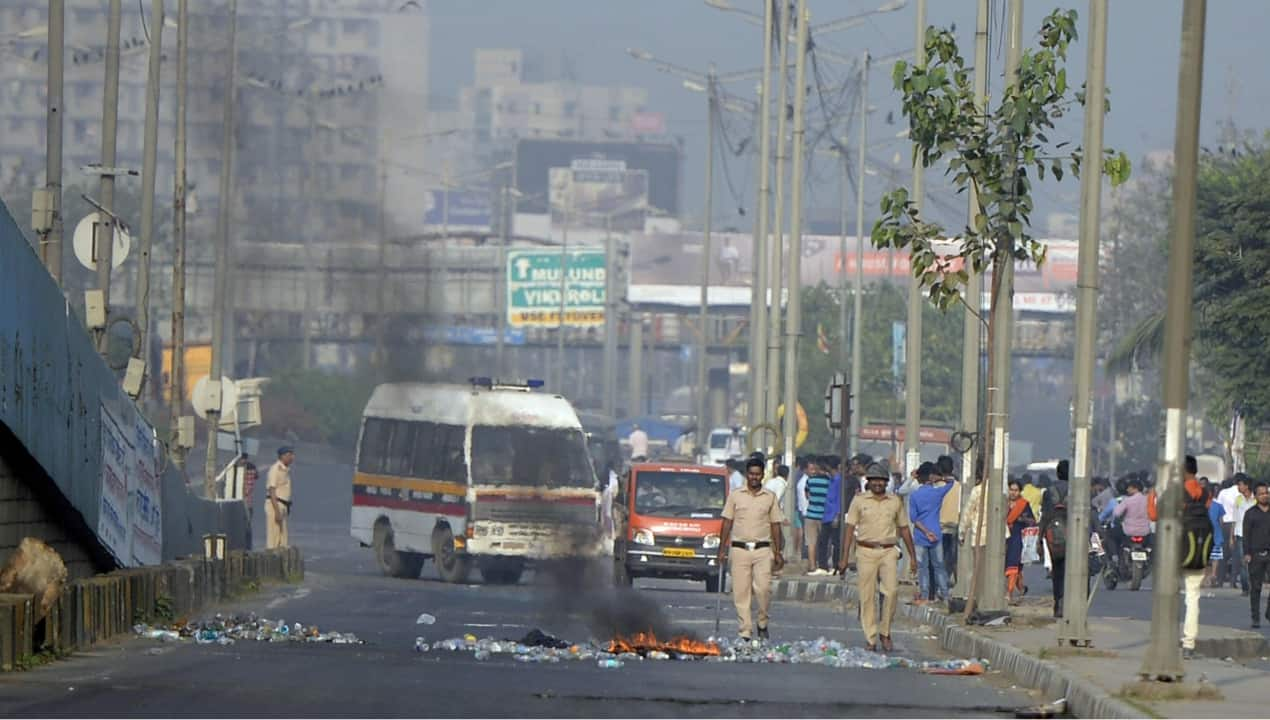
134, 613, 364, 646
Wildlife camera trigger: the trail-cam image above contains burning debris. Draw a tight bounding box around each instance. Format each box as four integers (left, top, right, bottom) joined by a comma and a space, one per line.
605, 631, 721, 657
134, 613, 363, 645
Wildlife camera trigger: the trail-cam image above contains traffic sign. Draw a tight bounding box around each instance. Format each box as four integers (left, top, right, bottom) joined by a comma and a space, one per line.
506, 248, 607, 328
72, 212, 130, 271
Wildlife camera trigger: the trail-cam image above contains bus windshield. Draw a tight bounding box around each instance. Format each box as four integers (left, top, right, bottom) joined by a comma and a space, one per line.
634, 471, 726, 518
471, 426, 595, 488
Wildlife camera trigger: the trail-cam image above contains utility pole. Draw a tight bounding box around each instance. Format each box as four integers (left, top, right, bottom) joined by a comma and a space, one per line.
94, 0, 122, 351
135, 0, 164, 386
780, 0, 809, 468
696, 68, 718, 459
556, 194, 571, 393
837, 149, 849, 372
497, 185, 514, 378
765, 0, 793, 438
952, 0, 990, 604
1141, 0, 1206, 683
603, 212, 618, 416
169, 0, 189, 469
205, 0, 238, 497
848, 52, 870, 457
1060, 0, 1107, 648
978, 0, 1024, 616
376, 167, 389, 368
40, 0, 65, 283
300, 105, 316, 370
903, 0, 927, 478
747, 0, 776, 436
629, 318, 644, 417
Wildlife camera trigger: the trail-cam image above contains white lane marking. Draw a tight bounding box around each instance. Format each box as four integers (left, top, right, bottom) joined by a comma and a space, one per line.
266, 586, 311, 609
463, 623, 527, 629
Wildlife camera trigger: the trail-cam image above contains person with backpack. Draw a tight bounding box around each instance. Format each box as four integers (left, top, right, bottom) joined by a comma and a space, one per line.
1039, 467, 1071, 618
1163, 455, 1222, 659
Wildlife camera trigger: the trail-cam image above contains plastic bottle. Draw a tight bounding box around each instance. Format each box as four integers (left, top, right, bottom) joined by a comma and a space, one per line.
597, 659, 624, 669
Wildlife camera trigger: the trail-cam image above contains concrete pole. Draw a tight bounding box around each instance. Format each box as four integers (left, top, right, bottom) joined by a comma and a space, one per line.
1059, 0, 1107, 648
300, 105, 315, 370
603, 213, 618, 416
780, 0, 809, 468
765, 0, 793, 437
1140, 0, 1206, 683
977, 0, 1024, 616
376, 168, 388, 368
629, 318, 644, 417
206, 0, 238, 497
848, 53, 869, 457
496, 186, 514, 377
41, 0, 65, 283
696, 70, 717, 459
837, 150, 849, 372
135, 0, 164, 380
169, 0, 189, 469
903, 0, 927, 478
747, 0, 775, 435
952, 0, 990, 603
556, 195, 571, 393
94, 0, 122, 351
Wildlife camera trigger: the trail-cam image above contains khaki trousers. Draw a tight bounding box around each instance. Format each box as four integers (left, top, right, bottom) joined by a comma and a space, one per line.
1182, 570, 1204, 650
856, 545, 899, 645
729, 546, 773, 638
804, 519, 821, 569
266, 502, 289, 549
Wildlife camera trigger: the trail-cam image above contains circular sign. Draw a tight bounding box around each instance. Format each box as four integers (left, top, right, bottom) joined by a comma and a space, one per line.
72, 213, 130, 271
775, 402, 810, 449
191, 375, 239, 422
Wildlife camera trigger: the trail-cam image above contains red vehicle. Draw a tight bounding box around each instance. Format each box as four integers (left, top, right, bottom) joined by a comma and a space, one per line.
613, 462, 729, 591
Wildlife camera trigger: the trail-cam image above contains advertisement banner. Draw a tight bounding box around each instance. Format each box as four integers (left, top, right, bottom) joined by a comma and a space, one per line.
548, 164, 649, 232
130, 416, 162, 566
506, 247, 607, 328
98, 406, 131, 563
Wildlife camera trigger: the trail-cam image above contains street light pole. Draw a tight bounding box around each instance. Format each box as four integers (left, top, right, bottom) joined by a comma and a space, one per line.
41, 0, 65, 284
498, 185, 514, 378
952, 0, 990, 603
169, 0, 189, 469
135, 0, 164, 386
205, 0, 238, 497
93, 0, 122, 351
765, 0, 792, 438
978, 0, 1024, 616
696, 68, 718, 460
603, 212, 618, 416
748, 0, 775, 436
556, 193, 571, 393
1140, 0, 1206, 683
902, 0, 927, 478
848, 52, 870, 457
1060, 0, 1108, 648
780, 0, 809, 468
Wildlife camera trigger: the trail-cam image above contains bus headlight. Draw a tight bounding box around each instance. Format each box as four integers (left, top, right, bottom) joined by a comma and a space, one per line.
633, 529, 655, 546
702, 534, 721, 550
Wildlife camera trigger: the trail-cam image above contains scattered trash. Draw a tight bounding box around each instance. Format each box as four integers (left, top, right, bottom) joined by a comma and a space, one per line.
923, 660, 985, 675
984, 615, 1011, 627
414, 637, 430, 653
1013, 697, 1067, 718
520, 628, 570, 649
133, 613, 364, 646
597, 659, 624, 669
416, 613, 436, 625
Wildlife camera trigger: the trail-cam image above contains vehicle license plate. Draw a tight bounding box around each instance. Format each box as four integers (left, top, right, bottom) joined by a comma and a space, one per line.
1130, 551, 1148, 562
663, 548, 696, 558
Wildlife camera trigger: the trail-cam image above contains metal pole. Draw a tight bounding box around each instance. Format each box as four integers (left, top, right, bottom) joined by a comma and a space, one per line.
952, 0, 990, 603
497, 186, 512, 377
837, 149, 849, 371
1059, 0, 1107, 648
1140, 0, 1206, 682
376, 168, 388, 368
604, 213, 617, 416
780, 0, 809, 469
978, 0, 1024, 616
903, 0, 927, 478
135, 0, 164, 383
300, 105, 315, 370
765, 0, 792, 438
629, 318, 644, 418
848, 53, 869, 457
169, 0, 189, 469
206, 0, 238, 498
42, 0, 65, 283
747, 0, 775, 434
696, 70, 717, 460
556, 195, 570, 393
94, 0, 122, 351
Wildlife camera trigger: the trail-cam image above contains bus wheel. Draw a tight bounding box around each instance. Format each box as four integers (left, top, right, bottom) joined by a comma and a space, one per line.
432, 526, 472, 584
374, 521, 424, 579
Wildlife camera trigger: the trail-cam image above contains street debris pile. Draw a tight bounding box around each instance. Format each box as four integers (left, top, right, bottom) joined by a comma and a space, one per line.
418, 630, 985, 674
134, 613, 363, 646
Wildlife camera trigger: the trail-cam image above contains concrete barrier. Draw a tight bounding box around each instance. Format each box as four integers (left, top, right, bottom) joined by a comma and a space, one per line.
0, 546, 302, 671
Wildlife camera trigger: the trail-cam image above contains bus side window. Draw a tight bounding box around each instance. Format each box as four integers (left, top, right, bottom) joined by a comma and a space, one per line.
410, 421, 439, 479
386, 421, 416, 476
442, 424, 466, 485
359, 418, 392, 474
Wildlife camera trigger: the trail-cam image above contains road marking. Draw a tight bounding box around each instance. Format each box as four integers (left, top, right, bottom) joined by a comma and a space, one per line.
464, 623, 527, 629
266, 586, 311, 609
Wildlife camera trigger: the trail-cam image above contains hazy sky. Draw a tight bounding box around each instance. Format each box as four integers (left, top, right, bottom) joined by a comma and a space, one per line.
427, 0, 1270, 235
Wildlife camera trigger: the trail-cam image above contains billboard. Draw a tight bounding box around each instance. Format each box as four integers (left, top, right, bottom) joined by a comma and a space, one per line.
514, 139, 681, 216
548, 161, 650, 232
506, 247, 607, 328
422, 189, 493, 231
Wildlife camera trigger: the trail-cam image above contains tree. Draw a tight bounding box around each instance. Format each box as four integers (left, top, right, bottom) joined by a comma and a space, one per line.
870, 9, 1129, 473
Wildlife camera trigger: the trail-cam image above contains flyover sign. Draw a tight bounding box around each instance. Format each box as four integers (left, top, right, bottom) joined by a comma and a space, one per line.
506, 248, 606, 328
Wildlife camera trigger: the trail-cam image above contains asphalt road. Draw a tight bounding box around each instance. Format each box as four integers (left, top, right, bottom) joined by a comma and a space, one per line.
0, 452, 1038, 718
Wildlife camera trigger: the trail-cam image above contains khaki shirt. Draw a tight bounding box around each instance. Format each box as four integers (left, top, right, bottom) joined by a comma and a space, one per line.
267, 460, 292, 503
845, 492, 909, 544
722, 487, 782, 542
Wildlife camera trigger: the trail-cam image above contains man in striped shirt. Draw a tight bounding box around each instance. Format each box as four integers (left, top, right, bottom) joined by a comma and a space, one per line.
804, 457, 833, 575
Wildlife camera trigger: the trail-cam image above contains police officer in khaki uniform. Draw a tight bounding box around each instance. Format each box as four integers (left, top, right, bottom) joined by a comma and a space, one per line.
717, 456, 784, 641
838, 462, 917, 652
266, 446, 295, 549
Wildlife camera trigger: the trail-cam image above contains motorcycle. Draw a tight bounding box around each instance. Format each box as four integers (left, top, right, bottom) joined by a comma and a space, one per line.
1103, 531, 1152, 591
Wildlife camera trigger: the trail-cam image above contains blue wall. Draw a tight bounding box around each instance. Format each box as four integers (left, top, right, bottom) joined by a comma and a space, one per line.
0, 198, 248, 566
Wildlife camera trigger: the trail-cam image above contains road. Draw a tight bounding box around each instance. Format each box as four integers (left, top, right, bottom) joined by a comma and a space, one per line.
0, 450, 1037, 718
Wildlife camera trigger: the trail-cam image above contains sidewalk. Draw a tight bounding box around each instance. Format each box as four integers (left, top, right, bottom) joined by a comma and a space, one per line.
772, 567, 1268, 718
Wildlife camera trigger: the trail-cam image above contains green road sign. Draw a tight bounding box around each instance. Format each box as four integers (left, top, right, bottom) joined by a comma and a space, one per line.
506, 248, 606, 328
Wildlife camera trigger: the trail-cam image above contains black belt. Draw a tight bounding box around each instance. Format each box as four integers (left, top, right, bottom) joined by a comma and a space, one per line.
732, 541, 771, 550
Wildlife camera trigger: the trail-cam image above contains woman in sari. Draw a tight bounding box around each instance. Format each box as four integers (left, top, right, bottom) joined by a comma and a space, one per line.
1005, 479, 1035, 603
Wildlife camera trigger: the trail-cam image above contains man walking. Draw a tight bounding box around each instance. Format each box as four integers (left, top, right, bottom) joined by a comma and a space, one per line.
1243, 481, 1270, 628
1232, 474, 1254, 595
266, 446, 295, 549
804, 458, 832, 575
909, 462, 955, 603
717, 456, 784, 642
936, 455, 961, 586
838, 462, 918, 652
1180, 455, 1222, 659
